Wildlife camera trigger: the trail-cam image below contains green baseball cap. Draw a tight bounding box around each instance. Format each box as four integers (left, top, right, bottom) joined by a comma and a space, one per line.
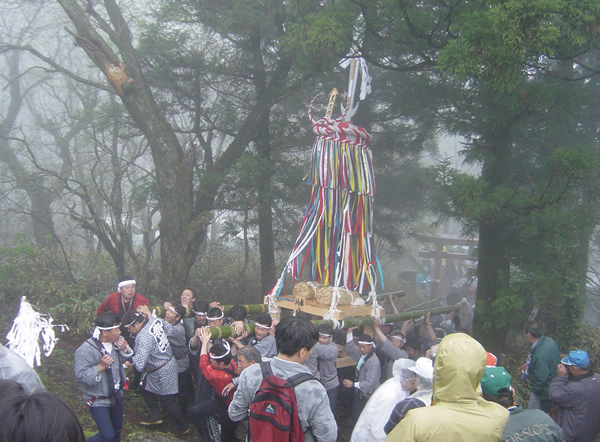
481, 366, 511, 395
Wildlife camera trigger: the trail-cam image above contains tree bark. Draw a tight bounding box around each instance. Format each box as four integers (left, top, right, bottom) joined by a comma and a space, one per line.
255, 114, 277, 294
0, 50, 58, 248
56, 0, 294, 295
472, 130, 512, 352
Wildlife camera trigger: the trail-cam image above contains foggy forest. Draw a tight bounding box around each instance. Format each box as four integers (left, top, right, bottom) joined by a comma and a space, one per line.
2, 0, 600, 440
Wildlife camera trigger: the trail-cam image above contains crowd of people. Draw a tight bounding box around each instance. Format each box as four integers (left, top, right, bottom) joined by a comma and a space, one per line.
2, 275, 600, 442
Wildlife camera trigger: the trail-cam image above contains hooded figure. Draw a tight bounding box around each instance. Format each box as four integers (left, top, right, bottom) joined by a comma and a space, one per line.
351, 358, 416, 442
0, 343, 45, 394
387, 333, 508, 441
384, 357, 436, 435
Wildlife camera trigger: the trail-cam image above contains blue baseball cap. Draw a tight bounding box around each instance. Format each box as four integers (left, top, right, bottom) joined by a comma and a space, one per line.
561, 350, 590, 369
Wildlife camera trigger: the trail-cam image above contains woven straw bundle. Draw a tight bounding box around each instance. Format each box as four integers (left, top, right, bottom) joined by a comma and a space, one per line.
315, 286, 358, 306
293, 282, 320, 300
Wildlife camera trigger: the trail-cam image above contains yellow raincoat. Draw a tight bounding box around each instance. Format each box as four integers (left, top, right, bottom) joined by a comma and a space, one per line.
387, 333, 508, 441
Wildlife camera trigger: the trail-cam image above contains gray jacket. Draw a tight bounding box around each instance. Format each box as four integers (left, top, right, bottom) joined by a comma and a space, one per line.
164, 320, 189, 373
228, 356, 337, 442
549, 371, 600, 442
377, 338, 409, 381
304, 351, 320, 380
251, 333, 277, 359
74, 338, 133, 407
316, 341, 339, 390
344, 340, 381, 398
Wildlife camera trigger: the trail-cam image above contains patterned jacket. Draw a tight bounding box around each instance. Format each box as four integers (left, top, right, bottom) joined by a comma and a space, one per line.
132, 317, 178, 395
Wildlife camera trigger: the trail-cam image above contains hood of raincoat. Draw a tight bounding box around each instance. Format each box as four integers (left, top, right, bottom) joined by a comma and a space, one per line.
392, 357, 416, 383
432, 333, 486, 405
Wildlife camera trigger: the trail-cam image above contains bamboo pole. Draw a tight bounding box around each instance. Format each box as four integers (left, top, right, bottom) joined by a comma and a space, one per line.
149, 292, 405, 319
311, 305, 458, 328
149, 303, 270, 318
203, 305, 458, 340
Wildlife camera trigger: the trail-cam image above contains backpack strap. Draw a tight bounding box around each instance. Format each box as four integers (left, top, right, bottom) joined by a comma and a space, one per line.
259, 361, 316, 387
287, 372, 317, 437
288, 372, 316, 387
259, 360, 273, 378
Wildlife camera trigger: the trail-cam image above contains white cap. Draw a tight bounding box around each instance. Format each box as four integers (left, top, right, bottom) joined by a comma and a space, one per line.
408, 357, 434, 379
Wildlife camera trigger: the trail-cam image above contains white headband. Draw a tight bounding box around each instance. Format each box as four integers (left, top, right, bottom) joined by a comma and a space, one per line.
391, 335, 405, 341
124, 312, 143, 328
207, 312, 224, 321
319, 332, 332, 337
167, 306, 178, 315
210, 341, 231, 359
117, 280, 136, 290
255, 323, 272, 330
193, 310, 207, 316
358, 340, 374, 346
92, 324, 120, 339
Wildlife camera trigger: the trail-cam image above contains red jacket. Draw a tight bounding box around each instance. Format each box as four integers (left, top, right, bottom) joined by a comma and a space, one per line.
200, 354, 238, 405
96, 291, 149, 317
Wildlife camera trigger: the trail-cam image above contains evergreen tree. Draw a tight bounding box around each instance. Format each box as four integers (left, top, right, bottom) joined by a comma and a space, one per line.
359, 0, 600, 349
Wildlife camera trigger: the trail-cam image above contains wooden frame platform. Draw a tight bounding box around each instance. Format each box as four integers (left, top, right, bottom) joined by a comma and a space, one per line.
276, 298, 374, 320
276, 296, 376, 368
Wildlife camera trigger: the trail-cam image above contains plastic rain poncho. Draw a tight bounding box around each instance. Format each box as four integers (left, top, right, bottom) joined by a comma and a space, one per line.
350, 358, 416, 442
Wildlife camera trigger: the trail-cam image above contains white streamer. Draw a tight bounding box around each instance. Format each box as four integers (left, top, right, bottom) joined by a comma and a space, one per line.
6, 297, 68, 368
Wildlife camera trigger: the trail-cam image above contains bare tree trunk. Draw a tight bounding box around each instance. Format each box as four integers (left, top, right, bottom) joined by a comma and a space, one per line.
255, 115, 276, 294
473, 131, 512, 352
0, 50, 58, 248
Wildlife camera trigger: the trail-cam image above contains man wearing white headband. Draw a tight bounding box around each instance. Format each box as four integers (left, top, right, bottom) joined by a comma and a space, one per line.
248, 314, 277, 359
74, 311, 133, 441
189, 306, 225, 355
190, 327, 239, 441
189, 305, 228, 409
342, 327, 381, 426
122, 306, 190, 437
96, 275, 149, 391
163, 303, 193, 418
373, 317, 408, 382
184, 299, 209, 385
96, 276, 149, 338
315, 323, 340, 416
